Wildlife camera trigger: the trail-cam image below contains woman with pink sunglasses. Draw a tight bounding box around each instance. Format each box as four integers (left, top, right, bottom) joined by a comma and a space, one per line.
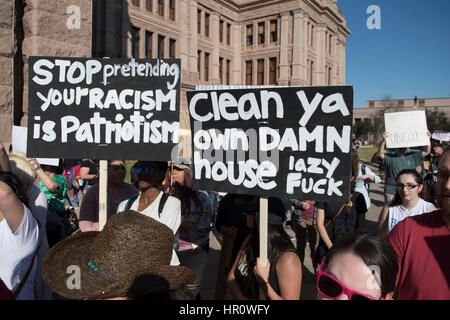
316, 233, 398, 300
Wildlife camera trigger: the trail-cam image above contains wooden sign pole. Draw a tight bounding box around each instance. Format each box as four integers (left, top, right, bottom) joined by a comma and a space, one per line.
259, 197, 268, 264
98, 160, 108, 231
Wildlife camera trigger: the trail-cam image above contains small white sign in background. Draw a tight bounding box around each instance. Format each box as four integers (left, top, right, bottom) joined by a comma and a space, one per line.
384, 111, 429, 149
12, 126, 59, 166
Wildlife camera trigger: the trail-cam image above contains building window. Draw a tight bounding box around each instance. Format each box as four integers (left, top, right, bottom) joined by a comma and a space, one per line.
311, 25, 314, 47
270, 20, 277, 42
226, 59, 230, 85
158, 35, 165, 58
419, 99, 425, 107
169, 0, 175, 20
219, 20, 224, 43
204, 52, 210, 81
369, 101, 375, 108
169, 38, 176, 58
145, 0, 152, 12
258, 22, 265, 45
269, 57, 276, 84
226, 23, 231, 45
131, 0, 140, 7
219, 57, 223, 84
145, 31, 153, 58
328, 66, 332, 85
257, 59, 264, 85
205, 13, 210, 37
329, 34, 332, 54
131, 26, 140, 58
158, 0, 164, 17
398, 100, 404, 106
308, 59, 314, 85
197, 50, 201, 78
246, 24, 253, 46
115, 9, 122, 57
245, 60, 252, 85
197, 10, 201, 34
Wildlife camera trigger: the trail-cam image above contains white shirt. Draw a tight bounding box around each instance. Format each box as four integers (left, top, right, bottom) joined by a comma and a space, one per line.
0, 204, 40, 300
117, 191, 181, 266
354, 163, 381, 210
387, 198, 434, 233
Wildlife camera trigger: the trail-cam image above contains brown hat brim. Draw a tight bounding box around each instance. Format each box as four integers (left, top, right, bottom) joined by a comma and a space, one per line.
41, 231, 195, 300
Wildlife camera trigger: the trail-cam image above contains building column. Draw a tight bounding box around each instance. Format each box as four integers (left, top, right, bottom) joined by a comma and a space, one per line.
211, 12, 220, 84
231, 23, 241, 85
278, 11, 290, 85
291, 10, 305, 86
189, 0, 199, 81
341, 39, 346, 84
314, 24, 326, 85
104, 1, 116, 57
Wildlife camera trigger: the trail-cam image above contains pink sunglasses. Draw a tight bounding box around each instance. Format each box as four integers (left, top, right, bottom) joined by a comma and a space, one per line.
316, 261, 376, 300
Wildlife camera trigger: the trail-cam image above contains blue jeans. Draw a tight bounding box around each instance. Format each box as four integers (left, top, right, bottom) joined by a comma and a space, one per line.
177, 246, 209, 299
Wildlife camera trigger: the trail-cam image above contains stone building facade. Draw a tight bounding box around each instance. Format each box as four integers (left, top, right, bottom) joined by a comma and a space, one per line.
0, 0, 92, 144
353, 97, 450, 124
1, 0, 349, 151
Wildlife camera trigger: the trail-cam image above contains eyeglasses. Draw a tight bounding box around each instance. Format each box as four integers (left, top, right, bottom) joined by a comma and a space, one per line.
133, 165, 155, 175
316, 261, 375, 300
396, 183, 419, 190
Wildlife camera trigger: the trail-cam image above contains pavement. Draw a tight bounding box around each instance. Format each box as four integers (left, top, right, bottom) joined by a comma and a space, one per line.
199, 161, 384, 300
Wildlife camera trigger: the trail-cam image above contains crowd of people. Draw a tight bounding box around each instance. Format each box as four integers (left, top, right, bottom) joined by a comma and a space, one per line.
0, 130, 449, 300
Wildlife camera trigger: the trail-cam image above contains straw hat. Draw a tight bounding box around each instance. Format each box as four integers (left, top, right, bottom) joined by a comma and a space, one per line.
8, 153, 36, 188
41, 210, 195, 299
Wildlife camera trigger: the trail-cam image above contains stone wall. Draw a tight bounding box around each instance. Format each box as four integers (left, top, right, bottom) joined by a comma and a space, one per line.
20, 0, 92, 128
0, 0, 14, 143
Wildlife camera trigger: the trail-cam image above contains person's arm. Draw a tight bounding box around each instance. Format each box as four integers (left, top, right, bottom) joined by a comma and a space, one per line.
0, 181, 26, 232
227, 236, 251, 300
378, 132, 388, 160
365, 166, 381, 184
0, 143, 10, 172
79, 166, 98, 181
316, 208, 333, 249
79, 187, 99, 232
377, 204, 390, 238
255, 253, 302, 300
422, 130, 432, 157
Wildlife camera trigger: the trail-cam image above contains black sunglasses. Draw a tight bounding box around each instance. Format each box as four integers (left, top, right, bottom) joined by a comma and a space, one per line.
396, 183, 419, 190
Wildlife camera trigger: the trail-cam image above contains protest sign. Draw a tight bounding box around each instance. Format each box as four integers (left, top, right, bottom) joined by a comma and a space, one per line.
384, 111, 429, 148
187, 86, 354, 202
12, 125, 59, 166
27, 57, 181, 161
432, 131, 450, 142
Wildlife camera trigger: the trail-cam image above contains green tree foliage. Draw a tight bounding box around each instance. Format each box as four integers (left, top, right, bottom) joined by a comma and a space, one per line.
353, 119, 377, 140
426, 108, 450, 133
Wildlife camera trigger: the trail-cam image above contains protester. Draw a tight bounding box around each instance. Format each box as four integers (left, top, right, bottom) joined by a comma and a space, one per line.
0, 172, 40, 300
227, 197, 302, 300
355, 155, 381, 212
315, 153, 367, 263
215, 193, 256, 267
377, 131, 431, 204
79, 159, 99, 195
424, 142, 445, 204
41, 210, 195, 300
377, 169, 436, 237
386, 147, 450, 299
30, 159, 71, 248
79, 160, 137, 232
116, 160, 181, 266
317, 232, 398, 300
0, 278, 15, 300
8, 153, 52, 299
291, 199, 318, 268
62, 159, 82, 209
166, 158, 214, 300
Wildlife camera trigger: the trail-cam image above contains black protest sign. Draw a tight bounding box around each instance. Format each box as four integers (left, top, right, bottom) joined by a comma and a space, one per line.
187, 86, 354, 202
27, 57, 180, 161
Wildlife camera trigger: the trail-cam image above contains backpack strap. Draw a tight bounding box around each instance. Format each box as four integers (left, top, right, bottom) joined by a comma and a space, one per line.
125, 193, 139, 211
158, 192, 169, 218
